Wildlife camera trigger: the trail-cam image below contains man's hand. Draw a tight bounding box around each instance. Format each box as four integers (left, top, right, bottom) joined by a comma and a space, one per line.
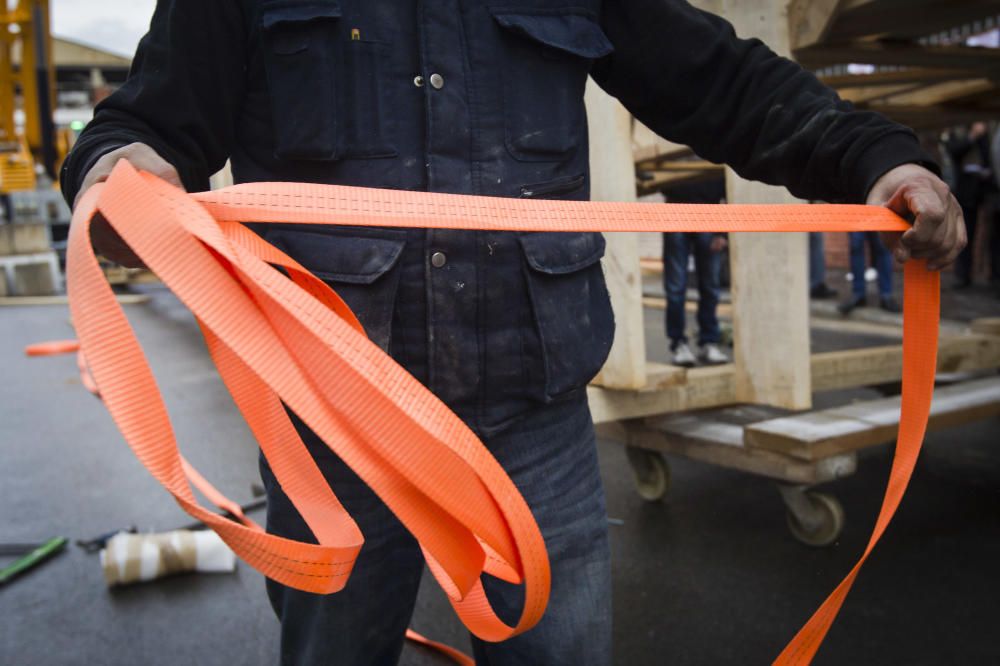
74, 143, 182, 268
709, 235, 728, 253
867, 163, 966, 272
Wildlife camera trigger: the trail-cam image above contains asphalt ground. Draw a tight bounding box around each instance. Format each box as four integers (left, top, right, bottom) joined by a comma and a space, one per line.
1, 283, 997, 665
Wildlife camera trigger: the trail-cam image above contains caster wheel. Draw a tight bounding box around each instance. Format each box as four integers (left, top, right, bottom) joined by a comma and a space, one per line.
625, 447, 671, 502
785, 492, 845, 547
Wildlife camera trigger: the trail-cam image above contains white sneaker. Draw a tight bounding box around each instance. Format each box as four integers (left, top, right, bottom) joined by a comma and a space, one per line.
672, 341, 697, 367
699, 343, 729, 365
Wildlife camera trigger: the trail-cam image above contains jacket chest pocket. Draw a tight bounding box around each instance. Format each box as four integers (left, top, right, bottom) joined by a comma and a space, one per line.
260, 1, 396, 161
520, 231, 615, 401
263, 227, 406, 351
491, 7, 614, 162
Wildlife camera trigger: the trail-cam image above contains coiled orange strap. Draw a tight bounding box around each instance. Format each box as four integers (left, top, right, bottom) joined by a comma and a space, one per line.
68, 162, 937, 664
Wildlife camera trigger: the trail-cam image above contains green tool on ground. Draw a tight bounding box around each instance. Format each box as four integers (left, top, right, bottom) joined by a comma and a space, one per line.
0, 537, 68, 584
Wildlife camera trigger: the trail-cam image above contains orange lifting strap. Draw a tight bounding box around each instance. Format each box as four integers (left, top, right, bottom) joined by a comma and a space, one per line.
68, 162, 939, 664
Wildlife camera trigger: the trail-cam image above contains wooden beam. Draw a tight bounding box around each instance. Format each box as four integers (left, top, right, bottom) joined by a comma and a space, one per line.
744, 376, 1000, 461
837, 82, 927, 104
633, 122, 693, 165
587, 333, 1000, 423
586, 78, 647, 390
646, 160, 723, 173
624, 415, 858, 485
789, 0, 846, 51
862, 104, 1000, 130
819, 68, 979, 89
971, 317, 1000, 336
828, 0, 1000, 43
721, 0, 813, 412
879, 78, 996, 106
796, 42, 1000, 70
636, 169, 723, 196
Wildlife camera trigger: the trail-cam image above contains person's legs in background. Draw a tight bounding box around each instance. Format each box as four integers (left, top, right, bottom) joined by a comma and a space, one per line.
808, 232, 837, 299
868, 232, 900, 312
470, 397, 611, 666
992, 207, 1000, 295
691, 232, 727, 364
838, 231, 868, 314
663, 233, 696, 366
955, 202, 979, 288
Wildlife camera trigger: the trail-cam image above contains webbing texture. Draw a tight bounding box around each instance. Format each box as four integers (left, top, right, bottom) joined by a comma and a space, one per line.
68, 162, 938, 663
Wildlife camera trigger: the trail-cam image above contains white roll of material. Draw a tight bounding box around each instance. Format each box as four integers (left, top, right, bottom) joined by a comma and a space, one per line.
99, 529, 236, 586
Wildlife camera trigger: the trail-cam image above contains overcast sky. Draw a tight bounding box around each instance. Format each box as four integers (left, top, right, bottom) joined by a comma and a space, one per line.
50, 0, 156, 57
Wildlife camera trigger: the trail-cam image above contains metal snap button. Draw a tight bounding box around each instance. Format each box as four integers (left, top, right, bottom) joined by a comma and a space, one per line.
429, 73, 444, 89
431, 251, 447, 268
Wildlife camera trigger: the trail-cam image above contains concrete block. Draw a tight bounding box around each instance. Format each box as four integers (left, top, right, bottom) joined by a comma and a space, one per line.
11, 221, 49, 254
13, 261, 56, 296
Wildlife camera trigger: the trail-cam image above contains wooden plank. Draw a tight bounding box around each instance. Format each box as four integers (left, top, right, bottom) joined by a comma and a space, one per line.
745, 376, 1000, 460
819, 68, 974, 89
643, 362, 689, 390
811, 334, 1000, 391
971, 318, 1000, 337
647, 161, 722, 173
0, 293, 151, 306
721, 0, 812, 412
789, 0, 846, 51
632, 122, 692, 165
637, 169, 723, 196
588, 333, 1000, 423
827, 0, 1000, 43
837, 82, 928, 105
641, 295, 735, 319
588, 364, 736, 423
864, 105, 1000, 130
796, 42, 1000, 70
625, 415, 858, 484
880, 79, 996, 107
586, 78, 646, 390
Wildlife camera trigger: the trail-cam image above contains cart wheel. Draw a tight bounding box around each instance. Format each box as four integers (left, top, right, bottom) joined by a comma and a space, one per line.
625, 447, 671, 502
785, 492, 845, 547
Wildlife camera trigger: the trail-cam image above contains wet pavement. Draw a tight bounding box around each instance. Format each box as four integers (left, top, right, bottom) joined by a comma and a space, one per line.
1, 284, 997, 665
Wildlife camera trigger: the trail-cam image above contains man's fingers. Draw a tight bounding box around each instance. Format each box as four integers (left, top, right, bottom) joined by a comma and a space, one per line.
899, 191, 965, 270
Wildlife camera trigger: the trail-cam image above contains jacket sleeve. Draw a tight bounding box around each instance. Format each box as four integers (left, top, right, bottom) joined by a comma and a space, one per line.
590, 0, 936, 204
60, 0, 248, 206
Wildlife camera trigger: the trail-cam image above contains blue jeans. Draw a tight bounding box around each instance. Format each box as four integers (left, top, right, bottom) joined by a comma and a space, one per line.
260, 396, 611, 665
809, 232, 826, 290
848, 231, 893, 298
663, 232, 721, 346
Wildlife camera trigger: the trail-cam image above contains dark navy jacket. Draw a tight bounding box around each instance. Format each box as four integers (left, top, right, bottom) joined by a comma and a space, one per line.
63, 0, 932, 434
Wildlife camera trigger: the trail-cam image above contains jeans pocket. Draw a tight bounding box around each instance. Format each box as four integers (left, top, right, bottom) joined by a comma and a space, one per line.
263, 226, 407, 350
519, 231, 615, 401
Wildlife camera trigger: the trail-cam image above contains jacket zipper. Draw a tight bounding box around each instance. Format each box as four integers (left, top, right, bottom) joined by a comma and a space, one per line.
519, 174, 585, 199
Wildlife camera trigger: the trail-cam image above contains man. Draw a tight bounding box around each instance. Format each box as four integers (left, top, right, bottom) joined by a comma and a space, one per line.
838, 231, 901, 315
660, 178, 729, 367
62, 2, 965, 664
946, 122, 993, 288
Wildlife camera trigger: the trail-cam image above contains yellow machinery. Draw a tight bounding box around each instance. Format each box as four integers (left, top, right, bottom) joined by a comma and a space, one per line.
0, 0, 56, 195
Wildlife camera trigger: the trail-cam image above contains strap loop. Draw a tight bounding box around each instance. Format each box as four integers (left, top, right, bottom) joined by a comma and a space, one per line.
68, 161, 938, 661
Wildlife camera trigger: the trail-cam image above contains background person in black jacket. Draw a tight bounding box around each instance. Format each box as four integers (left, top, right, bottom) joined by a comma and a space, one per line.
61, 1, 967, 664
946, 122, 993, 288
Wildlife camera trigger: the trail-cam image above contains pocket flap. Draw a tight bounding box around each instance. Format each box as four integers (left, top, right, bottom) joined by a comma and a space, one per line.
490, 7, 614, 59
265, 229, 405, 284
261, 1, 342, 29
519, 232, 606, 275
